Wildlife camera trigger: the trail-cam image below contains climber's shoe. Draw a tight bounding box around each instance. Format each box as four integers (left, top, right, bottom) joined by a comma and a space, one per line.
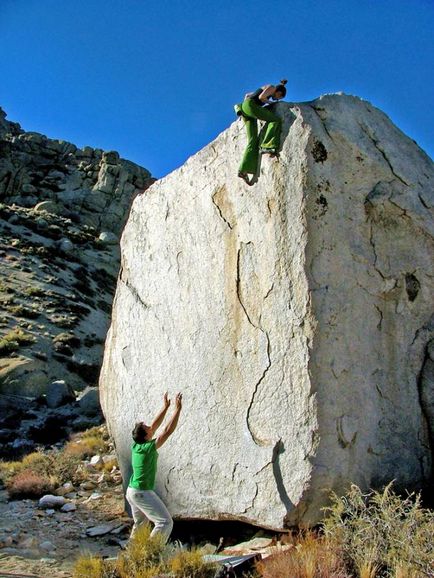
238, 171, 252, 185
260, 148, 278, 155
234, 103, 244, 117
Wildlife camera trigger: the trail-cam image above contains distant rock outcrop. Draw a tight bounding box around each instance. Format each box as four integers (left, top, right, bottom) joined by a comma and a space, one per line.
0, 107, 153, 410
0, 107, 153, 234
100, 94, 434, 529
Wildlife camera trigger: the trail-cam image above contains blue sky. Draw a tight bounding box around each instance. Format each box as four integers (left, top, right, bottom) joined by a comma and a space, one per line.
1, 0, 433, 177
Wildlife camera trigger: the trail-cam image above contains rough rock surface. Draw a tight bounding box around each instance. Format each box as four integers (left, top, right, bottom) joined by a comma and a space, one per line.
100, 94, 434, 529
0, 107, 153, 399
0, 107, 153, 234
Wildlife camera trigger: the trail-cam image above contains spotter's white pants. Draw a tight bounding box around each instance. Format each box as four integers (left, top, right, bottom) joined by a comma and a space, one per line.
126, 486, 173, 543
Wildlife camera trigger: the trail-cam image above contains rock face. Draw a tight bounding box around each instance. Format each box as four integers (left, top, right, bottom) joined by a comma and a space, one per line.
0, 107, 153, 234
100, 94, 434, 529
0, 107, 153, 404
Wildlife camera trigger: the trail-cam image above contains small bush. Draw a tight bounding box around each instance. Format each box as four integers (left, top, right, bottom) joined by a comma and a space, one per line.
65, 428, 108, 459
169, 547, 217, 578
116, 523, 166, 576
50, 450, 83, 485
73, 554, 106, 578
21, 451, 52, 474
23, 286, 47, 297
53, 332, 81, 347
74, 525, 217, 578
257, 531, 348, 578
322, 482, 434, 577
7, 469, 54, 498
0, 459, 23, 485
102, 457, 118, 472
9, 304, 40, 319
0, 327, 35, 353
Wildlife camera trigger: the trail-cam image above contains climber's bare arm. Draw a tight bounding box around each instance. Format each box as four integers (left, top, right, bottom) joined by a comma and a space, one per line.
259, 85, 275, 102
149, 392, 170, 435
156, 393, 182, 449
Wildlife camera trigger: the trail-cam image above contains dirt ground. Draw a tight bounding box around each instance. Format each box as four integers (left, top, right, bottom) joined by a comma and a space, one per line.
0, 485, 129, 578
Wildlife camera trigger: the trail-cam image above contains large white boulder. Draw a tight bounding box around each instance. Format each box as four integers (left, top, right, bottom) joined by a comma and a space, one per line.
100, 94, 434, 529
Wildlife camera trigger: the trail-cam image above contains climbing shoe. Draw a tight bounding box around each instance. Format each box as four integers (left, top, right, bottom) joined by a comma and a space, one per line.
238, 171, 252, 185
260, 148, 277, 155
234, 103, 243, 117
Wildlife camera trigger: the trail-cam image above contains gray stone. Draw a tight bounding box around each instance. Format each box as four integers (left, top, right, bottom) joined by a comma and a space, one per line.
89, 454, 102, 466
55, 482, 74, 496
77, 386, 100, 416
39, 540, 56, 551
7, 213, 20, 225
46, 379, 76, 408
60, 503, 76, 512
100, 94, 434, 529
98, 231, 118, 245
0, 356, 48, 398
86, 523, 115, 536
39, 495, 67, 509
58, 237, 74, 253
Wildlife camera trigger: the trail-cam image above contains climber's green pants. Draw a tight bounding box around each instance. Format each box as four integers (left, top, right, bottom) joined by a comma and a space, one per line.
238, 99, 282, 175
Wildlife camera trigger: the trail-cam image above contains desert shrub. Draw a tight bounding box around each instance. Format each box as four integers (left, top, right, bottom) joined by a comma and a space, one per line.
168, 547, 217, 578
0, 459, 23, 485
49, 449, 83, 485
0, 426, 112, 493
52, 315, 79, 328
257, 531, 348, 578
9, 304, 40, 318
23, 286, 47, 297
53, 332, 81, 347
21, 451, 52, 475
73, 554, 118, 578
116, 524, 166, 575
65, 426, 109, 459
0, 327, 35, 353
7, 469, 54, 498
73, 554, 105, 578
322, 483, 434, 577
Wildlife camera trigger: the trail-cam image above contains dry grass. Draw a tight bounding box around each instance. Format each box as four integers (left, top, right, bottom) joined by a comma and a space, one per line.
168, 547, 217, 577
0, 326, 35, 353
116, 524, 167, 577
65, 426, 109, 459
73, 554, 112, 578
0, 425, 114, 497
7, 469, 55, 498
322, 482, 434, 577
0, 459, 23, 485
74, 524, 217, 578
256, 484, 433, 578
257, 531, 348, 578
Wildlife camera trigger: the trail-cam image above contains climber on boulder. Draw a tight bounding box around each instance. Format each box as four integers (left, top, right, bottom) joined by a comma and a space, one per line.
236, 79, 287, 185
126, 391, 182, 543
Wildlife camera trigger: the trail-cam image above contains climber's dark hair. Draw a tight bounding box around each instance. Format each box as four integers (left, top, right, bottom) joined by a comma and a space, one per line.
275, 79, 287, 97
132, 422, 149, 443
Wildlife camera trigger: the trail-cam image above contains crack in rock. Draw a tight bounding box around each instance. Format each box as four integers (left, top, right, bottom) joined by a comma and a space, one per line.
236, 246, 272, 446
310, 105, 335, 142
212, 186, 233, 230
120, 276, 150, 310
359, 123, 409, 186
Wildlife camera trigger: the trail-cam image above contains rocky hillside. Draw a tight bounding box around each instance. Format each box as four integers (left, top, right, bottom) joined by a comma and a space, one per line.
0, 107, 153, 456
100, 94, 434, 529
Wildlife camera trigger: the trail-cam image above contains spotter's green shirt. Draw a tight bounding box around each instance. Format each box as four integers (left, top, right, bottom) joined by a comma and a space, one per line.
128, 440, 158, 490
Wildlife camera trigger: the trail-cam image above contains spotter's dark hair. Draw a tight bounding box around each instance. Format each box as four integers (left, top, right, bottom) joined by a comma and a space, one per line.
132, 422, 148, 443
